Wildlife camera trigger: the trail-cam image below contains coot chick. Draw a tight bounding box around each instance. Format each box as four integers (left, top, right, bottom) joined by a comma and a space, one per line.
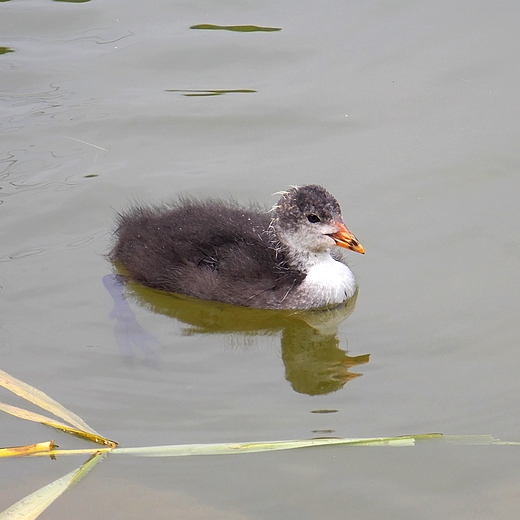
110, 184, 364, 309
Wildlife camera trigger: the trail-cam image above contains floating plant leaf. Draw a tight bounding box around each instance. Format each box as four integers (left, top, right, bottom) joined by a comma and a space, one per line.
165, 89, 257, 97
190, 24, 281, 32
0, 401, 117, 447
112, 435, 421, 456
0, 368, 98, 434
0, 451, 105, 520
0, 369, 116, 447
16, 433, 520, 461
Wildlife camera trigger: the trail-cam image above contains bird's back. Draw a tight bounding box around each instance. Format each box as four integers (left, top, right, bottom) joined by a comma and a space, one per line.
110, 199, 305, 307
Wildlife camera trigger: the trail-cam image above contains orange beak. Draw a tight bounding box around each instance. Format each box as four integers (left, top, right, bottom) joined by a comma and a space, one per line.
329, 222, 365, 254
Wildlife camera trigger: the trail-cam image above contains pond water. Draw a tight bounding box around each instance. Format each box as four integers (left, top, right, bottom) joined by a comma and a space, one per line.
1, 0, 520, 518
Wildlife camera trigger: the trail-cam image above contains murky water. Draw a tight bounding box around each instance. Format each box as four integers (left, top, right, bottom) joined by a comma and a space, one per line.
1, 1, 520, 518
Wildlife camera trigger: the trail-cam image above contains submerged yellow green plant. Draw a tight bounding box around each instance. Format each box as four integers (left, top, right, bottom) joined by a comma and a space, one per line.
0, 367, 518, 519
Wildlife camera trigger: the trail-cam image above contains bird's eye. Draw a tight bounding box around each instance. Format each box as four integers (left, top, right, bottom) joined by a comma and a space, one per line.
307, 214, 320, 223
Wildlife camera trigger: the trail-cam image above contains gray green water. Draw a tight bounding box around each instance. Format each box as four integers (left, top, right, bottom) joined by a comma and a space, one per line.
1, 1, 520, 518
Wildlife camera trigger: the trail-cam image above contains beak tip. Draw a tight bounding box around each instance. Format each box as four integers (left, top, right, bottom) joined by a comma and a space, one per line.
330, 222, 365, 254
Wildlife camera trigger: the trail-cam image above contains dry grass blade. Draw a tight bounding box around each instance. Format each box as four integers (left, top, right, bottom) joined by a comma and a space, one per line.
0, 441, 57, 459
0, 368, 98, 435
0, 451, 106, 520
0, 401, 116, 448
0, 401, 75, 429
6, 433, 518, 460
113, 435, 423, 457
4, 436, 418, 459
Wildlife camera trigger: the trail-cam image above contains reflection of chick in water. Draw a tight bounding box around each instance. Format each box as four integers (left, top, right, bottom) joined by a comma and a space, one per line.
104, 274, 369, 396
281, 323, 369, 395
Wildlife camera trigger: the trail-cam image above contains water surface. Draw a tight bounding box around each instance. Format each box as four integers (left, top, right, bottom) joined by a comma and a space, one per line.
1, 1, 520, 518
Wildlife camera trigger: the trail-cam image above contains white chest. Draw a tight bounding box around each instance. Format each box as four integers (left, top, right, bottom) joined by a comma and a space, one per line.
300, 255, 357, 307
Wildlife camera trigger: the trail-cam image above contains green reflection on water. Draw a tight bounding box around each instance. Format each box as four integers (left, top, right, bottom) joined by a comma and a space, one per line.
190, 24, 281, 32
117, 279, 369, 396
165, 89, 257, 97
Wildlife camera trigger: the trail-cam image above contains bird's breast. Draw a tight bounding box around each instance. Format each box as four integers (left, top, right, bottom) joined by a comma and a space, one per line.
299, 255, 357, 306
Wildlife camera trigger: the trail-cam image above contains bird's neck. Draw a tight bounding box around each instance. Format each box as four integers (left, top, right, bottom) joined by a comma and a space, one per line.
272, 226, 333, 273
